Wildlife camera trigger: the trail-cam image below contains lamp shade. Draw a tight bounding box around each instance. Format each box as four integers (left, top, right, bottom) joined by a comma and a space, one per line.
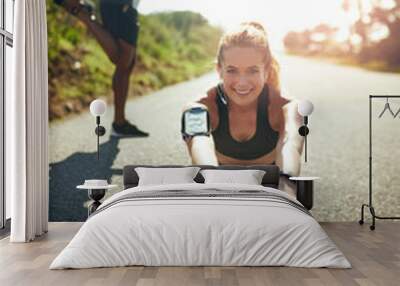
298, 100, 314, 116
90, 99, 107, 116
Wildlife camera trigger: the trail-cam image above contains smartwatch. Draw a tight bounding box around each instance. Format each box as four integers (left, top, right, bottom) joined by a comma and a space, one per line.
181, 107, 211, 139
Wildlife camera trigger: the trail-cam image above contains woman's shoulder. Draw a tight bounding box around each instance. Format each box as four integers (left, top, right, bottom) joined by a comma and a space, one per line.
267, 85, 290, 107
183, 86, 218, 110
265, 85, 290, 132
197, 86, 219, 130
198, 86, 218, 108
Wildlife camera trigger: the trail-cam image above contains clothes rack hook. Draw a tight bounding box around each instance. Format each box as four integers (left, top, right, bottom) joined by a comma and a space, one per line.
378, 97, 395, 118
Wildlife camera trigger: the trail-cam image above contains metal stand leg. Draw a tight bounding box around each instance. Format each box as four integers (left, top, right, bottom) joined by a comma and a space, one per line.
359, 204, 375, 230
359, 204, 366, 225
359, 203, 399, 231
370, 206, 376, 231
88, 201, 102, 217
87, 189, 105, 216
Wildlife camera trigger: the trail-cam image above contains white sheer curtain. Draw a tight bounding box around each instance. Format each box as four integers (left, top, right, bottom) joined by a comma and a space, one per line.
8, 0, 49, 242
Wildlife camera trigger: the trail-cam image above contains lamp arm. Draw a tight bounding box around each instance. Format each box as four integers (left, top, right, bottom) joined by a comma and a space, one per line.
94, 116, 106, 160
304, 115, 308, 163
304, 132, 307, 163
97, 116, 100, 160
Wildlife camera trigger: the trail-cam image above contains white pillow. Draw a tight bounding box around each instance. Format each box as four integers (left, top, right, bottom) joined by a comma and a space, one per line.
135, 167, 200, 186
200, 169, 266, 185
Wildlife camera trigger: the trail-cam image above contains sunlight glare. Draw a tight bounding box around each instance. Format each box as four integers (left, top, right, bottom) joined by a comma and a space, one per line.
140, 0, 368, 49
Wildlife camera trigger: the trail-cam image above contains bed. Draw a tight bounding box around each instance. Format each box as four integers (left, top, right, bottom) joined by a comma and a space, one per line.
50, 165, 351, 269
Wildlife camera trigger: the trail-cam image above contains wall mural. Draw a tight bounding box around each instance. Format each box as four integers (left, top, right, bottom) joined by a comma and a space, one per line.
48, 0, 400, 222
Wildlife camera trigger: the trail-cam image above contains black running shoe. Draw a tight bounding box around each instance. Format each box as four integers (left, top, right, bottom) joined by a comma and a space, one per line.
111, 121, 149, 138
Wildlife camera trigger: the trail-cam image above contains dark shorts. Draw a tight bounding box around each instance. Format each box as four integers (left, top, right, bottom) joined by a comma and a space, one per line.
100, 1, 140, 46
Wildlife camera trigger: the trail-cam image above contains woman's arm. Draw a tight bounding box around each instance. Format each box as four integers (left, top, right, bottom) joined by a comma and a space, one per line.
275, 100, 304, 176
182, 102, 219, 166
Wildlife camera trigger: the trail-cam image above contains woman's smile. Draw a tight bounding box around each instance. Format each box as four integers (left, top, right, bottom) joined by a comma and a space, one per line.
233, 87, 254, 97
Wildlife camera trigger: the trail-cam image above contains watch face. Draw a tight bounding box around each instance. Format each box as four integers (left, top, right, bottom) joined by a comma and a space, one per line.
184, 109, 208, 136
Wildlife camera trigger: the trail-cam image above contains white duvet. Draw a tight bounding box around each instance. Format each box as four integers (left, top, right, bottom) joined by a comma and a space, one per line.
50, 183, 351, 269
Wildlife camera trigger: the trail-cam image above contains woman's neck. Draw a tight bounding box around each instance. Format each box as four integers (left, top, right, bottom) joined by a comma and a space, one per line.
229, 98, 258, 113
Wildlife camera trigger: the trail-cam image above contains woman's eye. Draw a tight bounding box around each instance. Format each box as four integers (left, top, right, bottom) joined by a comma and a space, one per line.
226, 69, 237, 74
249, 69, 259, 74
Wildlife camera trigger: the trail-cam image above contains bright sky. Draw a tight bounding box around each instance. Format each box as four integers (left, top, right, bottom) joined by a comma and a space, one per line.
139, 0, 360, 50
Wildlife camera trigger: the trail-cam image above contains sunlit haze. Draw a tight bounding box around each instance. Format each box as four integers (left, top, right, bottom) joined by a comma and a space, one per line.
139, 0, 364, 50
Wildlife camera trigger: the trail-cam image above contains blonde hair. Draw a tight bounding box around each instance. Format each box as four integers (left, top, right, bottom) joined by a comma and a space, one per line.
216, 22, 281, 93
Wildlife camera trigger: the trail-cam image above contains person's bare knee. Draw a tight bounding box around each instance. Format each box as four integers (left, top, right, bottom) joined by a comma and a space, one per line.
116, 56, 133, 73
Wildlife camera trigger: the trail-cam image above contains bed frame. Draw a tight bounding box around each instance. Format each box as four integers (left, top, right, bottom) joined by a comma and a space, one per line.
123, 165, 280, 190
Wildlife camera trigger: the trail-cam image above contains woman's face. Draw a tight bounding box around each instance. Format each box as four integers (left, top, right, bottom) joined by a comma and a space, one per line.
218, 46, 269, 107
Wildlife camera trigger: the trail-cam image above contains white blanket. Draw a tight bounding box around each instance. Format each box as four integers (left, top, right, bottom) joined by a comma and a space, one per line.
50, 183, 351, 269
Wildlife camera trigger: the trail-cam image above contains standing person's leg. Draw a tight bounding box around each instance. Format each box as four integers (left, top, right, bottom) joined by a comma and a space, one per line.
113, 40, 136, 125
111, 39, 149, 137
106, 3, 148, 137
79, 15, 120, 64
56, 0, 120, 64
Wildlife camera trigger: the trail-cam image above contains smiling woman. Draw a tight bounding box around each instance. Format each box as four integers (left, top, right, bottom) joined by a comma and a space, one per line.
182, 22, 304, 176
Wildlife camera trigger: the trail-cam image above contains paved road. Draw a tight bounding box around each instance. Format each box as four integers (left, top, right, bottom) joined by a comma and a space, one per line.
49, 54, 400, 222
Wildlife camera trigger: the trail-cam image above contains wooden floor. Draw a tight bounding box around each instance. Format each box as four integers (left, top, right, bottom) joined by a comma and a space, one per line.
0, 222, 399, 286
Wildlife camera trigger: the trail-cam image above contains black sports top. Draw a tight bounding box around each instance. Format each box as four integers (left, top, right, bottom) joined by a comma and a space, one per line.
211, 84, 279, 160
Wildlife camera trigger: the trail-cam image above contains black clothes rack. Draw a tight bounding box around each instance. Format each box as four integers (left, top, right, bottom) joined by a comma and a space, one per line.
359, 95, 400, 230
